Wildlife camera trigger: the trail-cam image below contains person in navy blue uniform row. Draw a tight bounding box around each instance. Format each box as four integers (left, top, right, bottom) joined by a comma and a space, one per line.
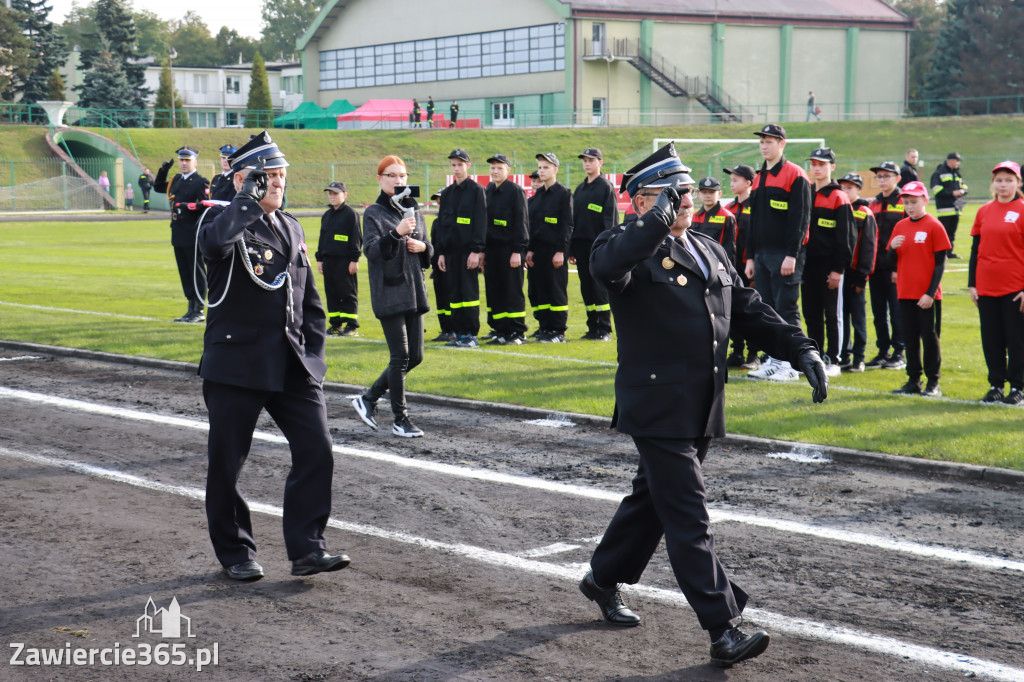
527, 152, 573, 343
571, 147, 618, 341
484, 153, 530, 345
316, 181, 362, 337
198, 131, 349, 582
208, 144, 238, 202
837, 172, 878, 373
579, 143, 828, 669
154, 145, 209, 324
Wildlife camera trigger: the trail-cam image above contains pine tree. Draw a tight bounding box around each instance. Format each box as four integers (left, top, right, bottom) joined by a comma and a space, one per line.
0, 5, 33, 105
893, 0, 945, 114
152, 58, 190, 128
79, 0, 150, 117
955, 0, 1024, 114
10, 0, 68, 107
260, 0, 321, 60
47, 69, 65, 100
920, 0, 971, 115
246, 52, 273, 128
77, 36, 139, 127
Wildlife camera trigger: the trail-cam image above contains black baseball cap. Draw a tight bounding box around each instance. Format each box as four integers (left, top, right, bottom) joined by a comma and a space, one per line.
698, 176, 721, 191
448, 149, 470, 162
529, 170, 540, 180
578, 147, 603, 160
947, 152, 962, 160
486, 154, 511, 166
723, 164, 755, 182
324, 181, 347, 192
754, 123, 786, 140
809, 147, 836, 163
536, 152, 559, 167
870, 161, 900, 175
838, 172, 863, 188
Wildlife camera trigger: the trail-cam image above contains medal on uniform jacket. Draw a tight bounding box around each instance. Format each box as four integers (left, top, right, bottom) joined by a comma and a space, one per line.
254, 264, 264, 275
264, 249, 273, 261
677, 274, 687, 286
661, 257, 674, 270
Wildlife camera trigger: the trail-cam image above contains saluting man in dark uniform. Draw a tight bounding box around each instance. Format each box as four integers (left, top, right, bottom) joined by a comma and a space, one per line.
153, 146, 210, 323
208, 144, 238, 202
571, 147, 618, 341
197, 131, 349, 582
579, 143, 828, 668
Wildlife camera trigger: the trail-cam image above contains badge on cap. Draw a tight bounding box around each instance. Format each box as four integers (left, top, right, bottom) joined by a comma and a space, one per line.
676, 274, 688, 286
662, 257, 674, 270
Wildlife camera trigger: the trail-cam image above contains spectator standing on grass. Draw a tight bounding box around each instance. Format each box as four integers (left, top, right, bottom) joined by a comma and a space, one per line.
484, 153, 530, 345
571, 147, 618, 341
968, 161, 1024, 406
899, 149, 920, 189
412, 99, 421, 128
352, 155, 433, 438
744, 124, 812, 382
527, 152, 573, 343
124, 183, 134, 211
887, 181, 950, 398
198, 131, 349, 582
449, 101, 459, 128
580, 142, 828, 669
316, 181, 361, 338
837, 172, 877, 373
724, 164, 759, 369
426, 96, 435, 128
138, 168, 153, 213
867, 161, 907, 370
931, 152, 968, 258
98, 170, 110, 194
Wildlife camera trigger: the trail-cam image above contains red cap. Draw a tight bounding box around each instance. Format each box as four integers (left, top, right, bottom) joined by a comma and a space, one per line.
992, 161, 1021, 178
901, 181, 928, 197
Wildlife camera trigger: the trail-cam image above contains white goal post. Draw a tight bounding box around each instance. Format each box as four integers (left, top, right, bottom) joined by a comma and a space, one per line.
653, 138, 827, 152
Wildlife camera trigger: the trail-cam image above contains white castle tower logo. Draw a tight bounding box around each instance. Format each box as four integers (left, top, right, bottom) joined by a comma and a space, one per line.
133, 597, 196, 639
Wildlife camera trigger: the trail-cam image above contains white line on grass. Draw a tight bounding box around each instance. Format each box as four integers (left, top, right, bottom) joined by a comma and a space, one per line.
0, 300, 164, 322
1, 445, 1021, 682
1, 386, 1021, 575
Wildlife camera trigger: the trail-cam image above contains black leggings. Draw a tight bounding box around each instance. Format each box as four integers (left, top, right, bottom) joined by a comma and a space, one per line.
366, 312, 424, 418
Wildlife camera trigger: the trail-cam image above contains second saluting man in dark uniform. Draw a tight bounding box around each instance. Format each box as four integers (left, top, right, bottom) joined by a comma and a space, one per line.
198, 131, 349, 582
208, 144, 238, 202
579, 143, 829, 668
154, 145, 210, 323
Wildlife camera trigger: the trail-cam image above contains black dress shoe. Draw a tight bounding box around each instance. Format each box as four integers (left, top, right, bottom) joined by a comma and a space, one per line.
291, 550, 351, 576
579, 571, 641, 626
710, 627, 770, 667
224, 560, 264, 581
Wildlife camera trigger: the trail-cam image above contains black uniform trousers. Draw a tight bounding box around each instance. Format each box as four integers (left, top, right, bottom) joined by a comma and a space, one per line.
801, 260, 844, 363
203, 364, 333, 566
431, 270, 452, 334
899, 299, 941, 382
484, 247, 527, 337
869, 266, 904, 354
445, 252, 481, 336
173, 244, 206, 302
321, 257, 359, 329
366, 312, 424, 419
528, 245, 569, 334
938, 214, 959, 254
141, 189, 150, 211
752, 250, 804, 328
590, 436, 747, 631
841, 272, 868, 363
573, 239, 612, 336
978, 293, 1024, 390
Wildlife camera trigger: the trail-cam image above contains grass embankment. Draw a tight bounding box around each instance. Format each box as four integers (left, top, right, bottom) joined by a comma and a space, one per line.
2, 210, 1021, 470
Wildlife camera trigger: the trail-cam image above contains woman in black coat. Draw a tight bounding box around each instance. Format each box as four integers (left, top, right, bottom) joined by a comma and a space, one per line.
351, 155, 433, 437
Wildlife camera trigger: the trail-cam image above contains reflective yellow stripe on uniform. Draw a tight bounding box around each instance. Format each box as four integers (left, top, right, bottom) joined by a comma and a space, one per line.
333, 234, 349, 241
709, 215, 725, 223
493, 219, 507, 226
936, 207, 957, 216
886, 205, 905, 212
586, 304, 611, 312
335, 312, 357, 319
456, 217, 471, 224
770, 199, 788, 210
931, 185, 943, 196
548, 305, 569, 312
588, 203, 603, 212
544, 217, 558, 224
939, 173, 953, 182
818, 218, 836, 228
852, 210, 867, 220
449, 300, 480, 308
493, 311, 526, 319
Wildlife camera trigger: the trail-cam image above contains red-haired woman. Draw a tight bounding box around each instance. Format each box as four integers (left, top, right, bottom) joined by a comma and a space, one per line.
969, 161, 1024, 405
352, 155, 434, 435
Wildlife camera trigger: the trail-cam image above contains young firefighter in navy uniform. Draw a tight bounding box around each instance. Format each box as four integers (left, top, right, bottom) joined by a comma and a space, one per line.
138, 167, 153, 213
316, 181, 362, 337
527, 152, 573, 343
692, 176, 737, 264
208, 144, 238, 202
436, 149, 487, 347
867, 161, 907, 370
930, 152, 968, 258
579, 143, 828, 668
571, 147, 618, 340
838, 172, 878, 373
197, 131, 349, 581
428, 188, 454, 342
154, 145, 210, 324
484, 153, 530, 345
723, 165, 758, 369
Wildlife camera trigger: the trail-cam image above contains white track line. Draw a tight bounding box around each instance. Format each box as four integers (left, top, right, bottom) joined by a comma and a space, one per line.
1, 446, 1020, 682
2, 385, 1022, 575
0, 355, 42, 362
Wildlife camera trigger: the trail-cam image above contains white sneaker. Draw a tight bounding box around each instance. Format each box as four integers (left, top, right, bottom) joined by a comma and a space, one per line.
766, 360, 800, 381
824, 362, 842, 378
747, 357, 777, 379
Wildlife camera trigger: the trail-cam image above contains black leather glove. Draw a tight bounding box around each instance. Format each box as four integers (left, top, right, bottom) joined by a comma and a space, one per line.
160, 158, 174, 172
238, 159, 268, 203
797, 349, 829, 403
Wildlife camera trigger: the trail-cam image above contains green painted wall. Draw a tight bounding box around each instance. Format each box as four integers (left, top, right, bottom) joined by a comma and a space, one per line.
639, 20, 653, 113
779, 24, 793, 115
845, 27, 859, 118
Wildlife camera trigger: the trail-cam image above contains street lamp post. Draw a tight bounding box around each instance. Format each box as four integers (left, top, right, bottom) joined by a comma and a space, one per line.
169, 47, 178, 128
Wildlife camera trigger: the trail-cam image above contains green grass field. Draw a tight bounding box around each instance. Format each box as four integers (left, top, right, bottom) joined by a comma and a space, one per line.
2, 206, 1021, 470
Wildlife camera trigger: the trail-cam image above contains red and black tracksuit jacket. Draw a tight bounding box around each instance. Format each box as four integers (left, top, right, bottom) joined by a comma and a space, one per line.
725, 196, 751, 269
848, 198, 878, 288
691, 202, 736, 265
806, 181, 854, 274
748, 157, 812, 259
869, 188, 905, 270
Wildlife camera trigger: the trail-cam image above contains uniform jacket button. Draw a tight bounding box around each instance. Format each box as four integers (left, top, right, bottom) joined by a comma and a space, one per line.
225, 334, 232, 340
714, 366, 719, 374
710, 313, 716, 320
650, 373, 657, 380
705, 288, 710, 295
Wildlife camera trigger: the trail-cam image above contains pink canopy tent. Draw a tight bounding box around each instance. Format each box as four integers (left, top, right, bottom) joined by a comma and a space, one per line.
337, 99, 417, 129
